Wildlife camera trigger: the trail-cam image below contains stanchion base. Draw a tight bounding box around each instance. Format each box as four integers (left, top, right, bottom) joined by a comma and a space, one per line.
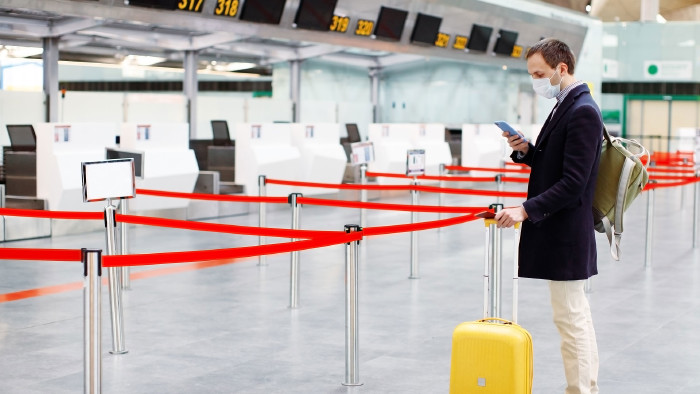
408, 275, 421, 280
109, 349, 129, 355
341, 382, 364, 387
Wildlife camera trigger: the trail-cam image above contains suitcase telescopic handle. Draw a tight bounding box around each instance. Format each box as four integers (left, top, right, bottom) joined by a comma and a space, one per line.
478, 317, 516, 325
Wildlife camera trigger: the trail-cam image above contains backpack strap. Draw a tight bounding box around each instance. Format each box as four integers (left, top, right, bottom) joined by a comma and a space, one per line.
606, 156, 636, 261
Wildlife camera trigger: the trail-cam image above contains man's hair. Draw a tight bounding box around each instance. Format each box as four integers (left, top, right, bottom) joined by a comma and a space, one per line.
526, 38, 576, 75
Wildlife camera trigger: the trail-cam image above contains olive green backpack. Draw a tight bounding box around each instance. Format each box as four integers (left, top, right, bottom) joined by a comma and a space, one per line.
592, 127, 649, 261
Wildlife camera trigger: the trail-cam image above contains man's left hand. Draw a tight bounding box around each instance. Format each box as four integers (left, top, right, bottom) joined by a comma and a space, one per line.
495, 206, 528, 228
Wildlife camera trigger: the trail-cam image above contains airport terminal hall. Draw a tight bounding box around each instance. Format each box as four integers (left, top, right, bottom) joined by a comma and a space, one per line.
2, 0, 700, 393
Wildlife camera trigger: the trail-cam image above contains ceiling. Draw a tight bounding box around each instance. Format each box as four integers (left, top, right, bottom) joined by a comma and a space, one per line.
541, 0, 700, 22
0, 0, 597, 75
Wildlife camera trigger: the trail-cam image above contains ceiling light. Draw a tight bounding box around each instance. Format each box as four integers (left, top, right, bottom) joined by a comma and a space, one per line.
122, 55, 166, 66
213, 62, 256, 72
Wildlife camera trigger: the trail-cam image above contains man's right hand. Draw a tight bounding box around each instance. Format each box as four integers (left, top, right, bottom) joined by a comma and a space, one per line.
502, 131, 530, 155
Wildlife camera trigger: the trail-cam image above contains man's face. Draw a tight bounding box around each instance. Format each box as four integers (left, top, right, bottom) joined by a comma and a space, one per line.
527, 52, 556, 82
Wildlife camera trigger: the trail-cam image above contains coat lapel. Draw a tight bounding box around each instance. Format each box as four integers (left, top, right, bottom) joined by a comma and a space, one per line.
535, 84, 590, 148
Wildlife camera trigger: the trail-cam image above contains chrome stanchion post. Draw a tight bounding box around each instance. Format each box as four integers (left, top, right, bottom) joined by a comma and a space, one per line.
693, 173, 699, 248
438, 163, 445, 222
496, 174, 504, 205
645, 186, 655, 269
343, 224, 363, 387
258, 175, 267, 266
289, 193, 302, 308
360, 164, 367, 229
409, 177, 420, 279
489, 203, 503, 318
83, 248, 102, 394
104, 200, 127, 354
512, 223, 520, 323
119, 199, 130, 290
585, 277, 593, 294
483, 218, 491, 318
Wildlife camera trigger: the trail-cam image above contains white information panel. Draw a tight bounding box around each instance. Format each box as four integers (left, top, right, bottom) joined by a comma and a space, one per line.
406, 149, 426, 176
82, 159, 135, 202
350, 142, 375, 165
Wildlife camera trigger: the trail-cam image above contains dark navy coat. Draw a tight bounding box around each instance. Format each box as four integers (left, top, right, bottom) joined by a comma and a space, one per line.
511, 84, 603, 281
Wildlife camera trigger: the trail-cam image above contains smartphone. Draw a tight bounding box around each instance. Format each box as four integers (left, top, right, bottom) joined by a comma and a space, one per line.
494, 121, 525, 140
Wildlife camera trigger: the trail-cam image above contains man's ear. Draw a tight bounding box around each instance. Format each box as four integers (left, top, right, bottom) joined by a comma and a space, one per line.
559, 62, 570, 76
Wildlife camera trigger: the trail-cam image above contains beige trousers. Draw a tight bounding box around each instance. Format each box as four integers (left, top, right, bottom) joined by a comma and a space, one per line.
549, 280, 599, 394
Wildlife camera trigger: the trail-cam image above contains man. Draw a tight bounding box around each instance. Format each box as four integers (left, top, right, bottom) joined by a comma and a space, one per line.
495, 38, 603, 394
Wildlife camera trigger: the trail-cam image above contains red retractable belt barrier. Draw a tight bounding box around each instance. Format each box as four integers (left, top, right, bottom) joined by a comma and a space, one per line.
0, 248, 82, 262
644, 176, 700, 191
363, 213, 480, 236
445, 165, 531, 174
413, 184, 527, 198
265, 178, 527, 198
102, 232, 362, 267
115, 214, 339, 239
647, 168, 697, 174
297, 196, 487, 213
136, 188, 288, 204
265, 178, 409, 191
365, 171, 529, 183
0, 208, 102, 220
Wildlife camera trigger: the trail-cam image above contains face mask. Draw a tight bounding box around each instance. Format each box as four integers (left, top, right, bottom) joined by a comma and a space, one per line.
532, 68, 562, 99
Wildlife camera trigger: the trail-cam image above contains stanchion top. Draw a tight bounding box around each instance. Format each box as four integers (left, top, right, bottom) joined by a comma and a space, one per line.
288, 193, 303, 205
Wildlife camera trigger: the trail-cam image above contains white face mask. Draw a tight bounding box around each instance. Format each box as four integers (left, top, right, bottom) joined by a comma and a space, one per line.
532, 68, 562, 99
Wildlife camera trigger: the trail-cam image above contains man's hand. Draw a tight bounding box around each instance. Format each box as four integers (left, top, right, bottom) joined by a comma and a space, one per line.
502, 131, 529, 155
495, 206, 528, 228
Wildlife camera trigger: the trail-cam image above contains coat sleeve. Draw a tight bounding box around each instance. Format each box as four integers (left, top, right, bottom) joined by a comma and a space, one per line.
522, 104, 602, 223
510, 142, 535, 166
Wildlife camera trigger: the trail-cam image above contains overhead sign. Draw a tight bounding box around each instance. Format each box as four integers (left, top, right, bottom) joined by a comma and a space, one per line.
644, 61, 692, 80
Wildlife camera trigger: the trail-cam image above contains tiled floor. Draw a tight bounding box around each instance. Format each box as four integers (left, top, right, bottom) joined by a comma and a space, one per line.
0, 181, 698, 393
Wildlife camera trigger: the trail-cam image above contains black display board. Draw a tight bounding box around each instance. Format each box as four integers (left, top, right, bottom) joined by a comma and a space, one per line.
240, 0, 287, 24
294, 0, 338, 31
128, 0, 179, 10
466, 24, 493, 52
373, 6, 408, 41
493, 29, 519, 55
410, 13, 442, 45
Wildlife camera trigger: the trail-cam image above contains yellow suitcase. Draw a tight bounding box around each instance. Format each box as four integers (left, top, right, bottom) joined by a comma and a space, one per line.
449, 218, 533, 393
449, 317, 532, 393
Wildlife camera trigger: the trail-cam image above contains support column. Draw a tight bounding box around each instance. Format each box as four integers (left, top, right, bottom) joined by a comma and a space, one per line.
184, 50, 198, 139
640, 0, 660, 22
290, 59, 301, 122
369, 67, 381, 123
42, 37, 60, 122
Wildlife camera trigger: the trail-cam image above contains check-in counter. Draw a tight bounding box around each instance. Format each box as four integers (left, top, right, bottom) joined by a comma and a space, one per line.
120, 123, 198, 211
461, 123, 512, 174
290, 123, 346, 195
36, 122, 117, 211
410, 123, 452, 178
234, 123, 301, 196
368, 123, 452, 184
